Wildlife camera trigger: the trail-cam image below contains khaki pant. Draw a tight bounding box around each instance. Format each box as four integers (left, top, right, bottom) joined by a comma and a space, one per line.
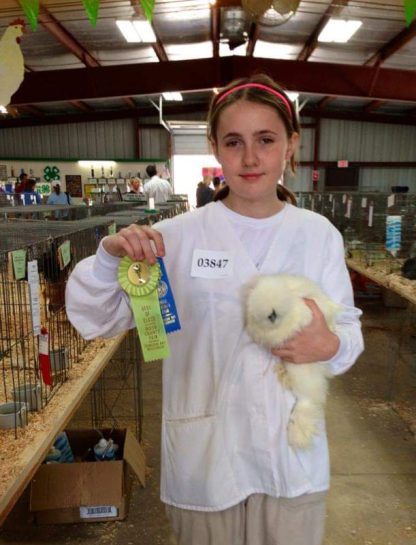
166, 491, 327, 545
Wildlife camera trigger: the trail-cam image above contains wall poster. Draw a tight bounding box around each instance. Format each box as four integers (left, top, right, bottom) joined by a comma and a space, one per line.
65, 175, 83, 197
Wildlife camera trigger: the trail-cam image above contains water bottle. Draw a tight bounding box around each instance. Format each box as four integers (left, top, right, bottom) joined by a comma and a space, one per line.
53, 432, 74, 463
93, 438, 118, 461
44, 446, 62, 464
386, 215, 402, 257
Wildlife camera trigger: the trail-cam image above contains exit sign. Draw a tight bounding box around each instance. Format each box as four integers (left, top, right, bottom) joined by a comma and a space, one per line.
337, 160, 349, 168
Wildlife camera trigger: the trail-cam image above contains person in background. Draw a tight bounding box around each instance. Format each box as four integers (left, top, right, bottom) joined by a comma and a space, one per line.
128, 177, 143, 195
143, 164, 173, 203
14, 172, 27, 196
47, 182, 71, 205
21, 178, 41, 205
212, 176, 222, 197
66, 73, 363, 545
196, 175, 214, 207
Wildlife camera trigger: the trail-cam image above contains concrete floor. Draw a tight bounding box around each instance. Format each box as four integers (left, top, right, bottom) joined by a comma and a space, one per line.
1, 298, 415, 544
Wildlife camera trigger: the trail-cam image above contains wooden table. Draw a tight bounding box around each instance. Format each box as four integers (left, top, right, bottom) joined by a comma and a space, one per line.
0, 332, 126, 526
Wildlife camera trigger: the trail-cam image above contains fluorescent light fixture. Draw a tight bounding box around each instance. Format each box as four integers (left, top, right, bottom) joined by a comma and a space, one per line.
219, 42, 247, 57
254, 40, 296, 60
116, 20, 157, 43
318, 19, 362, 43
0, 105, 7, 114
163, 92, 183, 101
78, 161, 116, 168
133, 21, 157, 42
166, 41, 212, 61
286, 91, 299, 102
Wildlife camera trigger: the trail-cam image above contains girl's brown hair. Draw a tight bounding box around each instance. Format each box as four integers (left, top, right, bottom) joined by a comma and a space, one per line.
208, 73, 299, 205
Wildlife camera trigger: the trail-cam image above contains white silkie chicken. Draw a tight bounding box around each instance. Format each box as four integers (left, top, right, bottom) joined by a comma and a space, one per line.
0, 19, 25, 113
244, 274, 341, 449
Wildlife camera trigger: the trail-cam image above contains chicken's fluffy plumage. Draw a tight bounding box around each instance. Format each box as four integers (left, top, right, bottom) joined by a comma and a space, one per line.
243, 274, 342, 449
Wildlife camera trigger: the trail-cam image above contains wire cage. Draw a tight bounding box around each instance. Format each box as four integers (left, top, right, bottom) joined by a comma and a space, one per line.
296, 191, 416, 273
0, 219, 113, 435
0, 202, 143, 222
71, 330, 144, 441
106, 200, 189, 230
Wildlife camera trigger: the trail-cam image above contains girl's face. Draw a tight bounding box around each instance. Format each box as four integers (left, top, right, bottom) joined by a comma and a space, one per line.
212, 100, 299, 216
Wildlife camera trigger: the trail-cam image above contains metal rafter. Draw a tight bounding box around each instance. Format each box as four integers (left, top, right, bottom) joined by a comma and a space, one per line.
10, 57, 416, 105
130, 0, 168, 62
365, 20, 416, 66
317, 96, 336, 110
70, 100, 94, 112
211, 4, 220, 58
246, 21, 259, 57
363, 99, 386, 113
297, 0, 349, 62
38, 5, 100, 68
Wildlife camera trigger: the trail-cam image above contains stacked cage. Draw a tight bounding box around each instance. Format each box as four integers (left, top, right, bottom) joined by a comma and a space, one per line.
0, 219, 112, 435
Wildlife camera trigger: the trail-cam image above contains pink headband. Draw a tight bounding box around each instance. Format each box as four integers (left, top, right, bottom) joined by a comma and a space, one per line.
215, 83, 293, 120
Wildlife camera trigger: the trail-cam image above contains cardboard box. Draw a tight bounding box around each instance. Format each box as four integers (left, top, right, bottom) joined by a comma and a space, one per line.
30, 428, 146, 524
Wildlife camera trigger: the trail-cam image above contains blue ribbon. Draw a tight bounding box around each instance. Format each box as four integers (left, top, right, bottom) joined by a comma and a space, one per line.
157, 257, 181, 334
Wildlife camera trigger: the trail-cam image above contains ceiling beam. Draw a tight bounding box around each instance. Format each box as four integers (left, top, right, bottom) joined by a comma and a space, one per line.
3, 99, 416, 129
246, 22, 259, 57
38, 5, 99, 68
211, 4, 220, 58
130, 0, 168, 62
123, 97, 137, 109
15, 104, 45, 116
317, 96, 336, 110
363, 99, 386, 113
70, 100, 93, 112
9, 57, 416, 106
297, 0, 349, 61
365, 20, 416, 66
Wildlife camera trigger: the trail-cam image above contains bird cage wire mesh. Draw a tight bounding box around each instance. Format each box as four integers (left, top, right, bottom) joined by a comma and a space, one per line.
296, 191, 416, 274
71, 330, 144, 441
0, 198, 188, 438
105, 200, 190, 230
0, 219, 112, 436
0, 201, 141, 222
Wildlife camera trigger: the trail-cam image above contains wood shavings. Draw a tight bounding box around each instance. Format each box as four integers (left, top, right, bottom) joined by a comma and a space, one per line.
0, 337, 113, 501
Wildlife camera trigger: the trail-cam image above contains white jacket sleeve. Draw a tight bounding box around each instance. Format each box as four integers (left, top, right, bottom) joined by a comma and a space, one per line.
321, 226, 364, 376
65, 240, 135, 339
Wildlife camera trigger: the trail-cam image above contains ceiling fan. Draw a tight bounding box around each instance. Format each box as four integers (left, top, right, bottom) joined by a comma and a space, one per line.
241, 0, 300, 26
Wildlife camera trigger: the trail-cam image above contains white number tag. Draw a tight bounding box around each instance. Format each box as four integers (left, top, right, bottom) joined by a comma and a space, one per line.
191, 249, 233, 278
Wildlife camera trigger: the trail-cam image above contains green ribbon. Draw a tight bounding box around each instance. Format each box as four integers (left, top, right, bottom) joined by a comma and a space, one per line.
118, 257, 170, 362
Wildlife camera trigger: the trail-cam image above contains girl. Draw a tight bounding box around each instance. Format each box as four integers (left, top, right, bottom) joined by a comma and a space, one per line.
66, 74, 363, 545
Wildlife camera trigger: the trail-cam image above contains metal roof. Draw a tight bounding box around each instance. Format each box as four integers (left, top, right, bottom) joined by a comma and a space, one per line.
1, 0, 416, 128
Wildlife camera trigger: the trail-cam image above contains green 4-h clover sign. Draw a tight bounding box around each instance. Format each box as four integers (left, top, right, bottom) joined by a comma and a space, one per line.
44, 165, 60, 182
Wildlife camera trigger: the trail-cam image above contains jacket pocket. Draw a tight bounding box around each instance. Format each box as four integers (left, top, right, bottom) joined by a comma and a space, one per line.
163, 414, 237, 508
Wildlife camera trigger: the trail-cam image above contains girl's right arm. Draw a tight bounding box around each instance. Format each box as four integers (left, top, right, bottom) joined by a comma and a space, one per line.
65, 224, 165, 339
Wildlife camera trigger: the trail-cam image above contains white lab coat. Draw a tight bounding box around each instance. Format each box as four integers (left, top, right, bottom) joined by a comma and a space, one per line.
66, 202, 363, 511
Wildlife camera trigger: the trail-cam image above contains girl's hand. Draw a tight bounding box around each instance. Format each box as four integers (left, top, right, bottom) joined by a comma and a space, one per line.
102, 224, 165, 264
271, 299, 340, 364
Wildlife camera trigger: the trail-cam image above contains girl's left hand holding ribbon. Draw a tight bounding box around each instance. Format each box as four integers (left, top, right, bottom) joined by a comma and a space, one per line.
102, 224, 165, 264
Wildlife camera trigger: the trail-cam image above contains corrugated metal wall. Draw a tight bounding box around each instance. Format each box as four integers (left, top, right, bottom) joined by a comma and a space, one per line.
139, 127, 169, 159
172, 133, 211, 155
0, 117, 415, 192
320, 119, 416, 162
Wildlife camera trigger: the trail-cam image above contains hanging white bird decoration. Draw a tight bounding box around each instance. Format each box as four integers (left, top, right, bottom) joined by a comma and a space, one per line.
0, 19, 26, 114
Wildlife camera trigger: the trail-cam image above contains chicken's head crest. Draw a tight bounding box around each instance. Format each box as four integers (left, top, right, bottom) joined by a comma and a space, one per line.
9, 18, 26, 28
